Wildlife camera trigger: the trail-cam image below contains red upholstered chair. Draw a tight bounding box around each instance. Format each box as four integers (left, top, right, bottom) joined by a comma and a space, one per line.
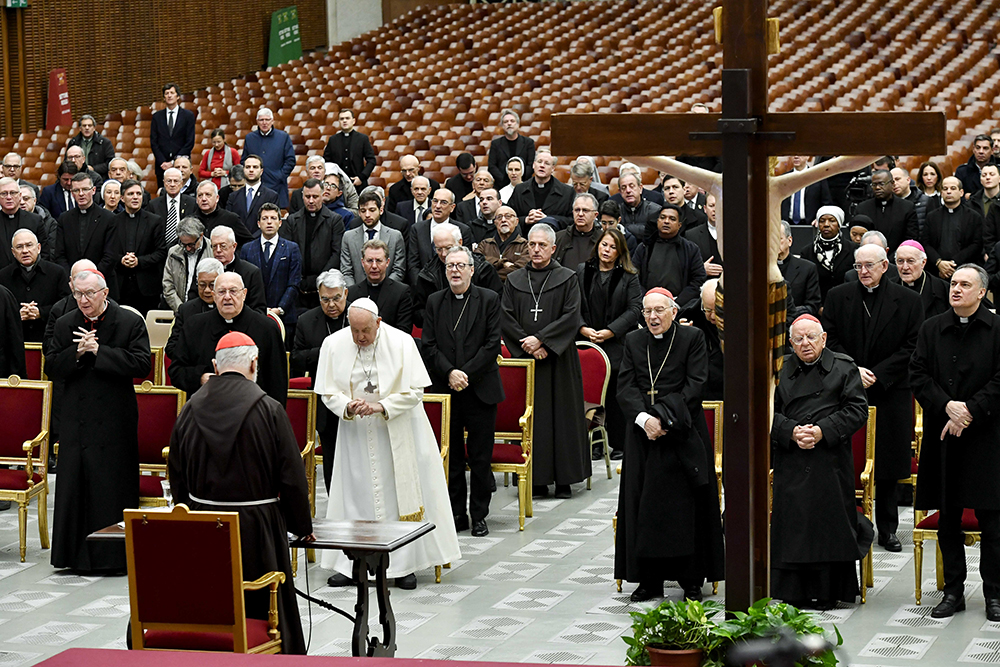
24, 343, 44, 381
491, 357, 534, 530
286, 389, 316, 574
853, 406, 876, 603
125, 505, 284, 654
135, 382, 185, 507
913, 507, 980, 604
576, 341, 612, 483
134, 347, 163, 385
162, 354, 174, 387
288, 377, 312, 390
0, 375, 52, 562
423, 393, 451, 582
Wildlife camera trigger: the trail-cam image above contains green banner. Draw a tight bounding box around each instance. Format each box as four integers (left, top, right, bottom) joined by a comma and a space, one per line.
5, 0, 28, 8
268, 5, 302, 68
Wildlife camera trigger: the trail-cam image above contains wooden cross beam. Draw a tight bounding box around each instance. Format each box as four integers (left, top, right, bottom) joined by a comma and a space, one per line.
551, 0, 946, 614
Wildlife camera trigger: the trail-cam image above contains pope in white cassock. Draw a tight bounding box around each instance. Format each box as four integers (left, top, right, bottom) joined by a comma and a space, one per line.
314, 297, 460, 589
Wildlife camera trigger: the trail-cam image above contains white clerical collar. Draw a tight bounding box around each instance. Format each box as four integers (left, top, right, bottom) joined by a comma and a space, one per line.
224, 318, 233, 324
708, 223, 717, 240
453, 292, 465, 299
960, 316, 969, 323
653, 333, 663, 339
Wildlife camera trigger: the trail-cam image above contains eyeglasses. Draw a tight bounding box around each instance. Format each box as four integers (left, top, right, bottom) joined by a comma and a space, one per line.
72, 288, 106, 300
572, 207, 596, 214
895, 257, 922, 266
0, 191, 18, 198
495, 213, 518, 220
641, 306, 672, 316
180, 240, 200, 250
210, 242, 233, 251
320, 295, 344, 304
1, 164, 18, 170
362, 257, 387, 266
13, 242, 36, 251
853, 261, 883, 272
214, 288, 244, 297
445, 262, 469, 271
790, 333, 822, 345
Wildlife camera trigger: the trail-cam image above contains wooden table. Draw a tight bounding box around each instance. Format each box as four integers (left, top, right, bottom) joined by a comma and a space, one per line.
88, 518, 434, 658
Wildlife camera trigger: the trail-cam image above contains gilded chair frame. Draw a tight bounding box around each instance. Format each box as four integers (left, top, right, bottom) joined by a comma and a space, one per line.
287, 389, 317, 576
24, 342, 45, 381
492, 357, 535, 530
856, 405, 876, 604
913, 510, 980, 605
424, 393, 451, 583
576, 341, 612, 484
703, 400, 724, 596
135, 381, 185, 508
125, 505, 284, 654
0, 375, 52, 562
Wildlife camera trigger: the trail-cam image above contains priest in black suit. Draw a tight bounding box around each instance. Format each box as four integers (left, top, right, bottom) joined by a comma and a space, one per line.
291, 269, 350, 492
281, 179, 345, 314
799, 206, 858, 304
777, 220, 822, 317
422, 246, 505, 536
822, 243, 924, 552
508, 149, 575, 231
614, 287, 725, 602
500, 223, 589, 499
0, 229, 68, 342
209, 225, 267, 314
164, 257, 223, 360
114, 180, 166, 314
0, 177, 48, 270
893, 240, 950, 318
52, 173, 118, 293
167, 272, 286, 406
633, 204, 706, 308
345, 239, 412, 334
922, 177, 984, 280
322, 109, 376, 189
684, 194, 723, 278
192, 181, 253, 248
852, 169, 919, 253
386, 156, 440, 214
487, 109, 535, 189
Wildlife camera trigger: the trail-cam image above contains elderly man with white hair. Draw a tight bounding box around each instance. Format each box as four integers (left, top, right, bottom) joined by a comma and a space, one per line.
0, 177, 48, 270
242, 106, 296, 209
0, 228, 69, 342
614, 287, 724, 602
893, 239, 950, 317
822, 242, 924, 553
148, 166, 195, 247
315, 297, 460, 590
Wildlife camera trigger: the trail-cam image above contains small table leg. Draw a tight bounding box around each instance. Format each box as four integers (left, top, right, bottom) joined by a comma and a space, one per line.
347, 550, 396, 657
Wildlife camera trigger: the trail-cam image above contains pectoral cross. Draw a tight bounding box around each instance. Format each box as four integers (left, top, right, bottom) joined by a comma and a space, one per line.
364, 381, 377, 394
646, 387, 658, 401
529, 305, 543, 322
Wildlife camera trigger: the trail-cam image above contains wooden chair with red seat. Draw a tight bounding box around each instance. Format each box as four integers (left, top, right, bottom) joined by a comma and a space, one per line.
577, 341, 612, 484
0, 375, 52, 562
135, 382, 185, 507
286, 389, 317, 575
125, 505, 285, 654
853, 406, 877, 603
423, 393, 451, 582
24, 343, 44, 380
491, 357, 535, 530
913, 507, 981, 605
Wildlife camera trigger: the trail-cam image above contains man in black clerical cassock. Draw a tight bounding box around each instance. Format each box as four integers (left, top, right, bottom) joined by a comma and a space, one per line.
635, 204, 706, 308
345, 239, 412, 334
500, 223, 589, 499
114, 179, 166, 315
614, 287, 724, 602
48, 268, 150, 572
0, 228, 68, 342
290, 269, 349, 491
822, 243, 923, 552
167, 272, 287, 406
422, 246, 505, 536
168, 331, 314, 654
771, 314, 869, 608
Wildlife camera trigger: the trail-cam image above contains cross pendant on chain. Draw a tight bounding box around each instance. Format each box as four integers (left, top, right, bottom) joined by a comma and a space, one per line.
646, 388, 658, 401
530, 305, 543, 322
365, 381, 377, 394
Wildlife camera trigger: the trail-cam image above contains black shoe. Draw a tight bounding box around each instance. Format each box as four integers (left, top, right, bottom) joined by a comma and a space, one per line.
683, 585, 704, 601
0, 501, 10, 511
327, 573, 356, 587
988, 599, 1000, 622
554, 484, 572, 499
592, 446, 604, 461
610, 450, 624, 461
630, 584, 663, 602
454, 514, 470, 532
931, 593, 966, 618
490, 475, 497, 493
532, 485, 550, 498
396, 574, 417, 590
813, 599, 837, 611
471, 520, 489, 537
878, 533, 902, 552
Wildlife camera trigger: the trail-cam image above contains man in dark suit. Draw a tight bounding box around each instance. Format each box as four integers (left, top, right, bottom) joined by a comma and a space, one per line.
148, 167, 197, 248
67, 115, 115, 180
421, 246, 505, 536
363, 185, 410, 237
150, 83, 196, 188
776, 220, 822, 317
322, 109, 375, 189
488, 109, 535, 190
509, 149, 575, 231
445, 153, 478, 202
823, 243, 924, 552
288, 156, 328, 213
346, 239, 412, 334
922, 177, 984, 280
684, 194, 724, 279
460, 188, 502, 246
52, 172, 118, 291
0, 177, 48, 270
955, 134, 997, 197
114, 179, 166, 314
780, 156, 834, 224
226, 156, 278, 230
658, 175, 706, 231
0, 228, 68, 342
39, 161, 79, 220
192, 181, 253, 247
853, 169, 919, 252
453, 170, 495, 224
387, 155, 440, 214
395, 175, 435, 227
405, 189, 472, 285
209, 225, 267, 314
240, 203, 301, 347
282, 178, 344, 315
619, 172, 663, 244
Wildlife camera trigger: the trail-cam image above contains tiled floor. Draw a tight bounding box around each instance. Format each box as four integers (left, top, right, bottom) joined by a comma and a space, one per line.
0, 463, 993, 665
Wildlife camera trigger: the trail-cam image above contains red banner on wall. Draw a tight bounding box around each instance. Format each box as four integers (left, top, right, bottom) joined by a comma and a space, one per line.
45, 69, 72, 130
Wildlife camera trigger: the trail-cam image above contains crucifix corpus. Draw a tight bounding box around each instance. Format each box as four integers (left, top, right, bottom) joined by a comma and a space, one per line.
551, 0, 946, 611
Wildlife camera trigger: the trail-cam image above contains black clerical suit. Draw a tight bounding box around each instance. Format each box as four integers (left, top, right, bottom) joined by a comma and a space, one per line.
799, 233, 859, 304
291, 306, 348, 491
413, 254, 502, 328
823, 278, 923, 541
684, 224, 722, 273
422, 284, 505, 524
323, 130, 376, 188
922, 203, 984, 276
164, 297, 213, 361
405, 219, 474, 286
0, 284, 26, 377
508, 178, 575, 231
48, 301, 150, 572
52, 206, 118, 290
576, 260, 642, 453
911, 305, 1000, 602
346, 278, 413, 334
892, 272, 950, 319
167, 307, 287, 406
193, 206, 254, 248
614, 324, 725, 591
0, 209, 47, 271
444, 175, 475, 203
488, 134, 535, 189
779, 254, 822, 318
853, 195, 919, 252
0, 259, 69, 342
113, 209, 166, 314
281, 207, 344, 313
224, 256, 268, 314
634, 234, 706, 308
771, 348, 869, 603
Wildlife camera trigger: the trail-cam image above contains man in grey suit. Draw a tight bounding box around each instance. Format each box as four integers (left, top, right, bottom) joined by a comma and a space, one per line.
340, 191, 405, 286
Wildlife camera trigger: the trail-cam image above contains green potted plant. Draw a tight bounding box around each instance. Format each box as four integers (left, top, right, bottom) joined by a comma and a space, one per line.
624, 598, 842, 667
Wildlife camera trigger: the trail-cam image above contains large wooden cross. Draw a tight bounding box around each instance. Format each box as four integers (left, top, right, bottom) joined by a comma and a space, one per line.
551, 0, 946, 612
